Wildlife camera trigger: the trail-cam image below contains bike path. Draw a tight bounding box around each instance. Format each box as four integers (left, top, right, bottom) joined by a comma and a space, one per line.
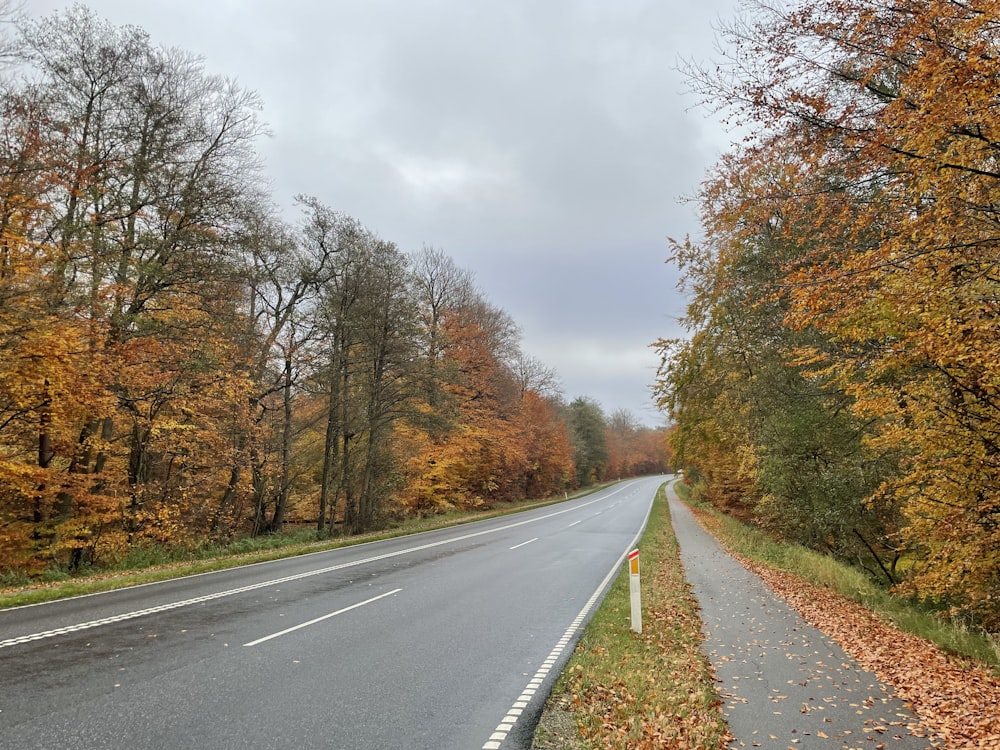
666, 485, 938, 749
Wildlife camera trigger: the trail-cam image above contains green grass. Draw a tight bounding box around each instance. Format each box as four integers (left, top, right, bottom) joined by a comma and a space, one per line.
0, 485, 611, 610
679, 486, 1000, 670
534, 483, 730, 749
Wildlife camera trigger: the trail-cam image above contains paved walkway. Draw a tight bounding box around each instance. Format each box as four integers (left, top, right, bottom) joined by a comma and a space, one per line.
666, 485, 938, 749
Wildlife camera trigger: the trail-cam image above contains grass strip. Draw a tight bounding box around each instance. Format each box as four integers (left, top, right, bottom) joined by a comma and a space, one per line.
0, 487, 609, 610
534, 482, 731, 750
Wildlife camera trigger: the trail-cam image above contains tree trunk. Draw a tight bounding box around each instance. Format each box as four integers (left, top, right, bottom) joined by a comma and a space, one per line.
214, 464, 241, 536
90, 416, 114, 494
336, 331, 355, 535
126, 421, 152, 534
250, 445, 268, 537
317, 367, 340, 533
852, 528, 896, 585
340, 432, 355, 534
33, 381, 54, 525
270, 353, 294, 533
358, 334, 389, 532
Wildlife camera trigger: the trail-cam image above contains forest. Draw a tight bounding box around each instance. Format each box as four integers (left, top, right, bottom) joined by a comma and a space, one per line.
654, 0, 1000, 631
0, 5, 671, 577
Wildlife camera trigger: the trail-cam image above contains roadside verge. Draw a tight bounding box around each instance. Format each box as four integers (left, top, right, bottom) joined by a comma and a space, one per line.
532, 481, 732, 749
534, 481, 1000, 749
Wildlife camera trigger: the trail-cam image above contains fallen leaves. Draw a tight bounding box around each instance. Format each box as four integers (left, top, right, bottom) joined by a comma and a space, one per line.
729, 553, 1000, 749
535, 487, 733, 749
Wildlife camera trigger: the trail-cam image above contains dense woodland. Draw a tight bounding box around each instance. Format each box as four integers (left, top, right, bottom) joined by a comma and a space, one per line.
0, 5, 671, 577
655, 0, 1000, 631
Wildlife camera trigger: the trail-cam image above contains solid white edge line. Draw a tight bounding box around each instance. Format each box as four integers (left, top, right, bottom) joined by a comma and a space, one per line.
2, 485, 634, 649
243, 588, 402, 647
480, 477, 662, 750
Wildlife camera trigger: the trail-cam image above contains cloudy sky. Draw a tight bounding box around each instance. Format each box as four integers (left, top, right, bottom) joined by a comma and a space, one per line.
25, 0, 744, 426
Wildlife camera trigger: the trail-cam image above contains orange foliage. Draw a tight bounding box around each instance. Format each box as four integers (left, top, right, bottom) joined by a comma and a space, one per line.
0, 8, 596, 578
397, 312, 526, 511
606, 424, 673, 479
671, 0, 1000, 626
517, 392, 575, 499
397, 312, 575, 513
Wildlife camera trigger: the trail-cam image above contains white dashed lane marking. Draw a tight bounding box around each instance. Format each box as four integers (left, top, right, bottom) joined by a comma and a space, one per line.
243, 588, 401, 647
509, 538, 538, 550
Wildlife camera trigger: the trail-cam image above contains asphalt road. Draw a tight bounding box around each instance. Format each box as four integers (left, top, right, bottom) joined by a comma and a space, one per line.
667, 484, 937, 749
0, 477, 663, 750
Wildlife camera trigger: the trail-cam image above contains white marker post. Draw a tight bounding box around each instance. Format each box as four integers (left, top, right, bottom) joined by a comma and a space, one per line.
628, 548, 641, 634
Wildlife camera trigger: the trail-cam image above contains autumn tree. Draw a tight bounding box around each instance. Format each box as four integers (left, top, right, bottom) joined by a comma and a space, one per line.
0, 80, 101, 569
666, 0, 1000, 626
222, 198, 342, 537
515, 391, 575, 498
338, 234, 419, 533
0, 5, 583, 577
605, 410, 673, 480
399, 253, 568, 511
1, 5, 268, 564
655, 144, 903, 576
290, 209, 423, 535
410, 298, 527, 505
509, 354, 573, 498
408, 246, 476, 424
629, 427, 674, 476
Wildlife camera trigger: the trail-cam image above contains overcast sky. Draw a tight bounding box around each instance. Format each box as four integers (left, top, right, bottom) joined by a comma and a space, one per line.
25, 0, 743, 426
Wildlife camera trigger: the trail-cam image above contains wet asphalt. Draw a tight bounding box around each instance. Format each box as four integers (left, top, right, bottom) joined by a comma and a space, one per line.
666, 484, 939, 750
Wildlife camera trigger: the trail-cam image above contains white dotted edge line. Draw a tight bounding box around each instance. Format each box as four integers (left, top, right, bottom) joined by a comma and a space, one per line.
481, 480, 659, 749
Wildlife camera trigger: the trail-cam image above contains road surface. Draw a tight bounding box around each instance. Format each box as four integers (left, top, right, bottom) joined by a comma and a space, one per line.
0, 477, 663, 749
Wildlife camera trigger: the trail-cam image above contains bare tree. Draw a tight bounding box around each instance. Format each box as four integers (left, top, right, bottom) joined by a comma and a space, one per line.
0, 1, 25, 65
348, 237, 419, 533
409, 246, 476, 413
511, 351, 561, 399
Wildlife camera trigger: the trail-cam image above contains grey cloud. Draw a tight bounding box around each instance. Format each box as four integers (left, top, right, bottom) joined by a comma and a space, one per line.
25, 0, 741, 423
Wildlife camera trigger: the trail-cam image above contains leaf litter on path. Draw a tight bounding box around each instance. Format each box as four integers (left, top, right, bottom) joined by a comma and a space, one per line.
727, 552, 1000, 749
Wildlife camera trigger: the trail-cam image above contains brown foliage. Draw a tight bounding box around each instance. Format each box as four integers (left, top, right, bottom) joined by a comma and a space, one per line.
739, 557, 1000, 749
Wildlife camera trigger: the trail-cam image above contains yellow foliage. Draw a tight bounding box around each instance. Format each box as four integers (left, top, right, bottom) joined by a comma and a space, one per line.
661, 0, 1000, 626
